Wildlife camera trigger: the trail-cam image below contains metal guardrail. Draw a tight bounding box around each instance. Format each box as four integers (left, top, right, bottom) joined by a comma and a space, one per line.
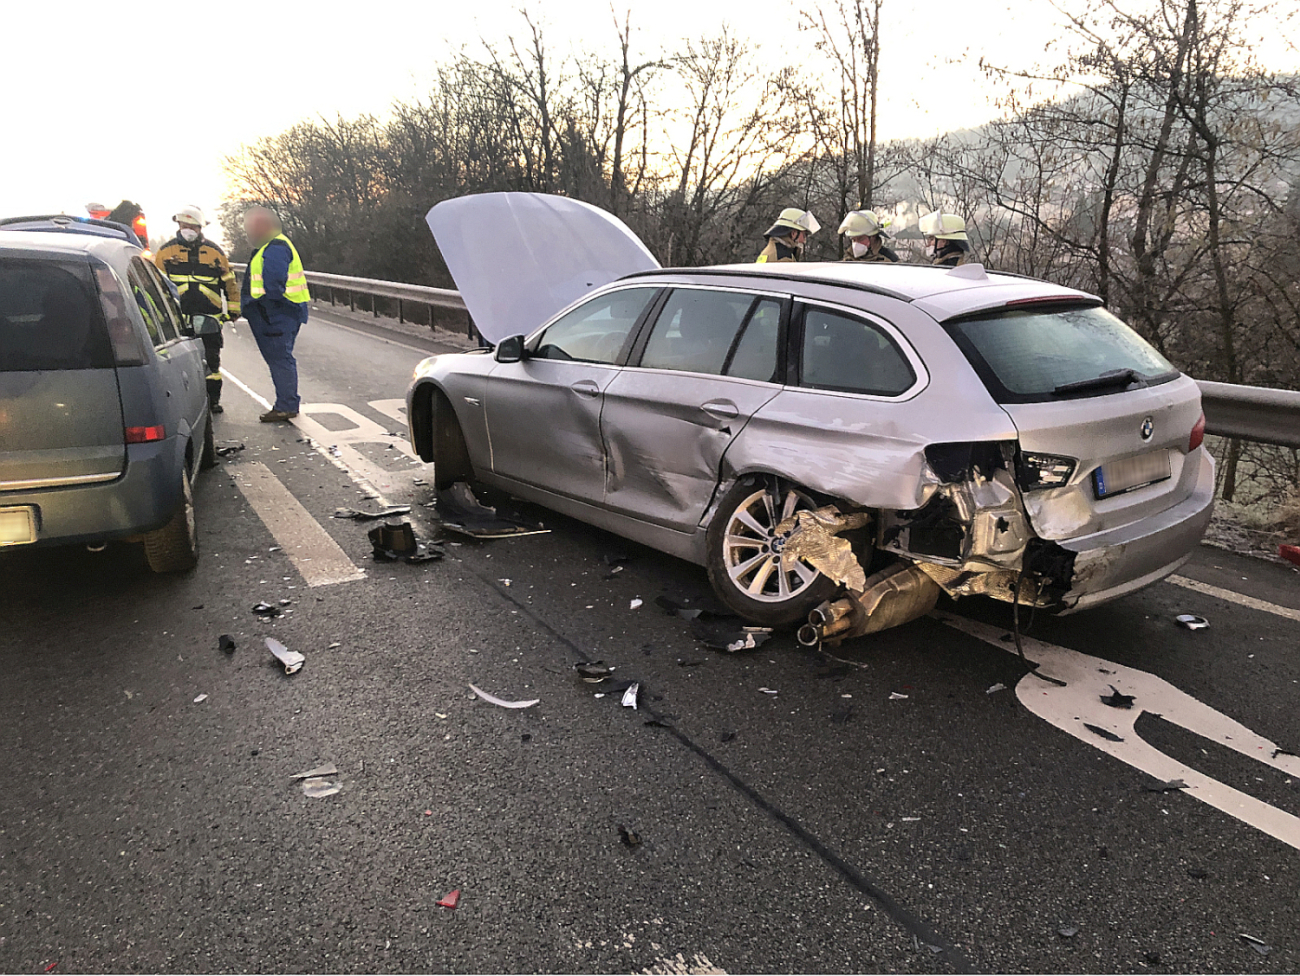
234, 264, 1299, 449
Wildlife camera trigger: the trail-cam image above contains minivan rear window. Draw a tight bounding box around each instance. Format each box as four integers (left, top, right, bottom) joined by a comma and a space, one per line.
0, 259, 113, 372
945, 304, 1177, 403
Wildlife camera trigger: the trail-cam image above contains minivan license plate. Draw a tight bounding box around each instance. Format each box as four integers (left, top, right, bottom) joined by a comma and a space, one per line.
0, 507, 36, 546
1094, 451, 1171, 499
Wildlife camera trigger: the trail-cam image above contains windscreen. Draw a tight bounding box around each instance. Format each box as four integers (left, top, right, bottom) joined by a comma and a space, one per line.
946, 304, 1176, 403
0, 258, 114, 371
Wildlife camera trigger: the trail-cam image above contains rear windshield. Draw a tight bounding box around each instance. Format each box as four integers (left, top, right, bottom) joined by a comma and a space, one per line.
0, 258, 113, 372
946, 304, 1177, 403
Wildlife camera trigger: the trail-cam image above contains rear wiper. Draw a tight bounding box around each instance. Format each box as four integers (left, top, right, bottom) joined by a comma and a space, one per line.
1053, 368, 1143, 396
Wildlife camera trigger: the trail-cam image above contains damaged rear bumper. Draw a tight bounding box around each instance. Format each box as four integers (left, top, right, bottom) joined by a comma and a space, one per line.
1056, 450, 1215, 613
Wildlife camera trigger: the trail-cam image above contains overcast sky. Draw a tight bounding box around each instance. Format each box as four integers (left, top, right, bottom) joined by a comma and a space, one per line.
4, 0, 1293, 247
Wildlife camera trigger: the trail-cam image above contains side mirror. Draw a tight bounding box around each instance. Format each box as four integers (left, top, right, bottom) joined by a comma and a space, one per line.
494, 334, 527, 363
190, 314, 222, 337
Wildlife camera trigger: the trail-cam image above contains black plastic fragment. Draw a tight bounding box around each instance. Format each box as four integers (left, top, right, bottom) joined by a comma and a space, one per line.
1146, 778, 1189, 793
617, 824, 641, 847
720, 731, 737, 743
1100, 685, 1136, 709
1239, 934, 1271, 956
1187, 867, 1208, 879
333, 505, 412, 521
520, 733, 532, 743
436, 482, 546, 538
690, 616, 772, 652
219, 634, 236, 654
576, 661, 613, 683
251, 602, 282, 618
1143, 951, 1162, 965
215, 442, 245, 457
368, 520, 417, 556
1057, 925, 1079, 938
1084, 723, 1124, 742
1272, 747, 1298, 759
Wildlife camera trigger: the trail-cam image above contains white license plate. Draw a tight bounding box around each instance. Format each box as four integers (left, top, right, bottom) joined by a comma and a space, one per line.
1094, 451, 1171, 499
0, 506, 36, 546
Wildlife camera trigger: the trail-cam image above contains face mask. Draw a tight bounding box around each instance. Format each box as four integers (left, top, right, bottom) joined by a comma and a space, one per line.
179, 228, 199, 243
926, 237, 940, 258
851, 241, 870, 258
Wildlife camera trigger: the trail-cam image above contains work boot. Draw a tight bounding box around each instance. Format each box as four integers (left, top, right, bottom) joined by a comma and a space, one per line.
259, 409, 298, 423
211, 404, 224, 414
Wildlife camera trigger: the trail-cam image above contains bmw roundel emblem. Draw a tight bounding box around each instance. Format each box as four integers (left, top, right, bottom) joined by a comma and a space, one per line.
1140, 417, 1154, 440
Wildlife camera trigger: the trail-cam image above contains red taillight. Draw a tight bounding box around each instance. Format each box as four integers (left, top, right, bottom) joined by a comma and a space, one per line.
1189, 413, 1206, 452
125, 425, 165, 444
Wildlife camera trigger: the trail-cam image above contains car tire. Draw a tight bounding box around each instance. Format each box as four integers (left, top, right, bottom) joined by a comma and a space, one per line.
143, 465, 199, 573
200, 415, 217, 470
431, 391, 474, 491
705, 478, 841, 627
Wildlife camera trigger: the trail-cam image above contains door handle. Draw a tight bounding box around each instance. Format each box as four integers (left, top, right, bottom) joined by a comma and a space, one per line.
570, 380, 601, 399
700, 399, 740, 420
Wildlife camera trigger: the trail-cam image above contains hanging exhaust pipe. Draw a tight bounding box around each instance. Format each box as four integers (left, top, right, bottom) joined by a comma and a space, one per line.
798, 563, 942, 646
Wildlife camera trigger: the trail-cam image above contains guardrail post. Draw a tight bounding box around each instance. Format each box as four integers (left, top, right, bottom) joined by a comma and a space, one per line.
349, 289, 355, 312
427, 304, 436, 331
398, 299, 404, 324
372, 294, 379, 318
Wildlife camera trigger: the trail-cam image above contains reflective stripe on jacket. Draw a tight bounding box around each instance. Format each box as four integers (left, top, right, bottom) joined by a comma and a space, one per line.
154, 237, 240, 317
249, 234, 311, 303
756, 235, 800, 264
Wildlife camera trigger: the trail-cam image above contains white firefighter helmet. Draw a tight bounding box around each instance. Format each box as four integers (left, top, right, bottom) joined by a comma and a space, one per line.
918, 210, 968, 241
86, 202, 111, 219
764, 207, 821, 238
837, 210, 892, 238
172, 205, 207, 227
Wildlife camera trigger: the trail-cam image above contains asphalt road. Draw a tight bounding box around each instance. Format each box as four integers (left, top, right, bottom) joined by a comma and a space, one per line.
3, 305, 1299, 975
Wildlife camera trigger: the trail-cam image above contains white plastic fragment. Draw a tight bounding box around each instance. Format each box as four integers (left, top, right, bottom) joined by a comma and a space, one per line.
986, 683, 1007, 694
291, 763, 340, 780
266, 637, 304, 674
468, 683, 539, 709
621, 682, 640, 709
193, 694, 208, 703
759, 687, 778, 695
301, 778, 342, 798
629, 598, 643, 610
889, 692, 909, 700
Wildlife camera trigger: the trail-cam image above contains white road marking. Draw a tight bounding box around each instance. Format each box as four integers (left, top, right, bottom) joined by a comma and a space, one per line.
641, 953, 727, 975
368, 398, 409, 426
940, 611, 1300, 852
1168, 574, 1300, 622
229, 461, 364, 586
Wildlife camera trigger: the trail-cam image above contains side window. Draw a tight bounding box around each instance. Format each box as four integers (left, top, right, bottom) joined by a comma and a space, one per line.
127, 264, 165, 346
726, 299, 782, 383
533, 287, 658, 365
639, 288, 755, 376
141, 260, 187, 338
800, 307, 916, 396
131, 257, 178, 342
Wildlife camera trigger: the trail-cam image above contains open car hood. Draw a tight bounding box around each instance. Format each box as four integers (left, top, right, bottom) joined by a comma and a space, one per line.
426, 193, 660, 345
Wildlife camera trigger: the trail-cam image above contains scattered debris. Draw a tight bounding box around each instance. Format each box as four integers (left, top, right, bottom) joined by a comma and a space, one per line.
1143, 951, 1162, 965
333, 505, 412, 521
604, 553, 632, 578
215, 442, 245, 457
291, 763, 340, 780
720, 731, 737, 743
618, 824, 642, 847
300, 777, 341, 798
689, 616, 772, 652
621, 682, 640, 709
193, 694, 208, 703
44, 963, 58, 973
1147, 779, 1189, 793
889, 692, 909, 700
1175, 614, 1209, 631
758, 687, 778, 695
369, 519, 416, 555
1273, 747, 1298, 759
1058, 925, 1080, 938
219, 634, 236, 654
469, 684, 539, 709
676, 658, 706, 668
1281, 544, 1300, 567
266, 637, 304, 675
1187, 867, 1209, 879
1101, 685, 1136, 709
1084, 723, 1124, 742
436, 889, 461, 909
436, 481, 548, 538
327, 642, 341, 649
575, 661, 613, 683
1239, 934, 1271, 956
629, 598, 643, 610
986, 683, 1007, 694
774, 505, 873, 590
521, 733, 532, 742
252, 601, 282, 618
654, 594, 726, 620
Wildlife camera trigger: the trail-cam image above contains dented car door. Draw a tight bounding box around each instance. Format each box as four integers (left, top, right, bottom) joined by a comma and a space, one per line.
601, 288, 786, 531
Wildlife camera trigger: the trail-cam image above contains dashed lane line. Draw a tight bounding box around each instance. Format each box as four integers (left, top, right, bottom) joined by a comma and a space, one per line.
1168, 574, 1300, 622
229, 461, 364, 587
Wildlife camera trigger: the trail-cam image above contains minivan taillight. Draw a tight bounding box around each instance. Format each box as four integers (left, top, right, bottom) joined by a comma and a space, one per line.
93, 264, 148, 365
1189, 413, 1206, 452
125, 425, 165, 444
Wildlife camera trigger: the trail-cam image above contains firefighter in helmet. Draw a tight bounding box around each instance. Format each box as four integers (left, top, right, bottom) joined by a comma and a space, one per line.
918, 210, 973, 267
838, 210, 899, 263
757, 208, 821, 263
154, 206, 240, 413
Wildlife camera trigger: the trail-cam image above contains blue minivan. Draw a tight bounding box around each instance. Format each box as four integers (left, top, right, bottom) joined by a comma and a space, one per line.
0, 229, 215, 571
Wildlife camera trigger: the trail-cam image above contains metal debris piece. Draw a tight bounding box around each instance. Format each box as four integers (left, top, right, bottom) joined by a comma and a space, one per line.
1101, 685, 1136, 709
621, 682, 640, 709
618, 824, 642, 847
332, 505, 413, 521
193, 694, 208, 703
468, 684, 539, 709
690, 616, 773, 652
1175, 614, 1209, 630
436, 889, 461, 909
629, 598, 643, 610
986, 683, 1007, 694
1058, 925, 1079, 938
219, 634, 236, 654
300, 777, 341, 798
1084, 723, 1124, 742
266, 637, 304, 674
758, 687, 778, 695
1147, 779, 1189, 793
215, 442, 245, 457
889, 692, 909, 700
251, 601, 282, 618
1239, 934, 1271, 956
369, 519, 417, 556
436, 481, 549, 538
773, 505, 872, 591
291, 763, 340, 780
799, 564, 942, 646
575, 661, 613, 683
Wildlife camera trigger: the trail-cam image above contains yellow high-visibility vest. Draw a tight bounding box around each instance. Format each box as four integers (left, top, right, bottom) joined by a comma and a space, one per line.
249, 233, 311, 304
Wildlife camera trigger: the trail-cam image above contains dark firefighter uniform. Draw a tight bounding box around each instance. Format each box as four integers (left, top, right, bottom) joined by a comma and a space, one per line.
154, 236, 240, 408
845, 241, 900, 263
757, 235, 802, 264
756, 208, 820, 264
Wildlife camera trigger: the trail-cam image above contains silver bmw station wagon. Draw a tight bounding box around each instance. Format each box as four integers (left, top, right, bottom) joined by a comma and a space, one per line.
408, 194, 1214, 641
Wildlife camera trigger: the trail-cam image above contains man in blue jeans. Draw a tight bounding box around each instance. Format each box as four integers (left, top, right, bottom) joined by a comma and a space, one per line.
241, 206, 311, 422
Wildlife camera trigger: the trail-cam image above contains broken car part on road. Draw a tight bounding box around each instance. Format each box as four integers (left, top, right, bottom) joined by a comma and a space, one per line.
266, 637, 304, 675
469, 684, 540, 709
435, 482, 549, 539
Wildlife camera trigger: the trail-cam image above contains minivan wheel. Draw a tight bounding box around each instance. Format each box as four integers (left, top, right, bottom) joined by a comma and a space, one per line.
705, 479, 839, 627
200, 415, 217, 470
143, 466, 199, 573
